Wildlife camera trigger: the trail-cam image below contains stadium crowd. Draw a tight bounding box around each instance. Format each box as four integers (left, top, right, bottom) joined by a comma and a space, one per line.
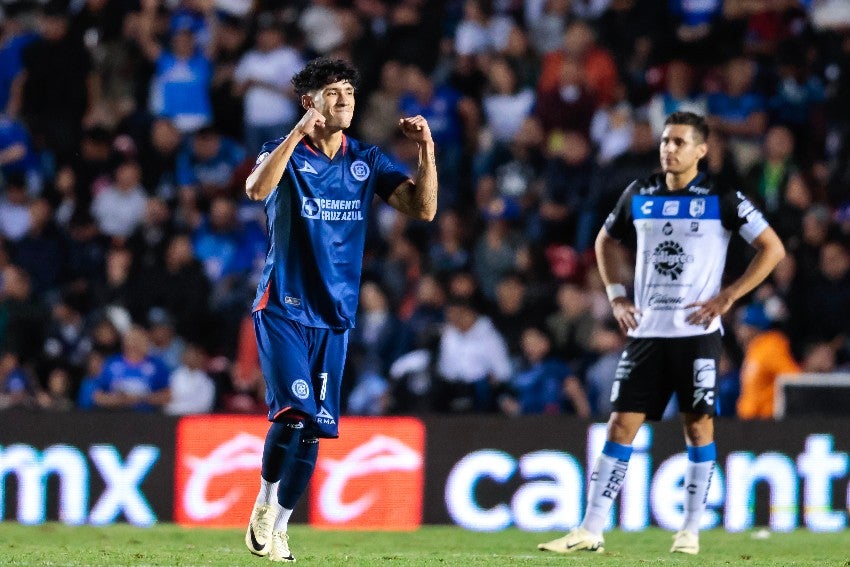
1, 0, 850, 419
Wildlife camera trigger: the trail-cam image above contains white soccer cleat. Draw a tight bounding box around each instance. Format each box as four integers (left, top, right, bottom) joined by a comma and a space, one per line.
268, 530, 296, 562
538, 527, 605, 554
670, 529, 699, 554
245, 503, 278, 557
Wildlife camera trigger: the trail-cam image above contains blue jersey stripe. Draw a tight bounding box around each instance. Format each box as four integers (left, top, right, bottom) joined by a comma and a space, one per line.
632, 195, 720, 220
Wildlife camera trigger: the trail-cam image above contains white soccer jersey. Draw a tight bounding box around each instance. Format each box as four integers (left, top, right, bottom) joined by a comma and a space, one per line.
604, 172, 769, 338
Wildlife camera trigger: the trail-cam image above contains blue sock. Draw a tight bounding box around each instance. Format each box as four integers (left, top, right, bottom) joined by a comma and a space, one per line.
279, 436, 319, 509
261, 420, 304, 482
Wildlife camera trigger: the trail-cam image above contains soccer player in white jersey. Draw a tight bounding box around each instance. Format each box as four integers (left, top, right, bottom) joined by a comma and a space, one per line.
538, 111, 785, 555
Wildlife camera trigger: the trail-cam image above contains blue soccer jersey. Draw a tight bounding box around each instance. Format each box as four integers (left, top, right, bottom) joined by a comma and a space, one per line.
252, 135, 408, 329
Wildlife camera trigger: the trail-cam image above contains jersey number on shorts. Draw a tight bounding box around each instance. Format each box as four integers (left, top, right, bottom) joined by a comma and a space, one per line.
319, 372, 328, 401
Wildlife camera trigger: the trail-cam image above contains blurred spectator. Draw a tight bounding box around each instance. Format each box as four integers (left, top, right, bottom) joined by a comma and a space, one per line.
208, 13, 247, 142
405, 274, 446, 343
539, 130, 594, 247
11, 198, 63, 296
481, 57, 536, 145
545, 281, 596, 366
435, 298, 512, 412
716, 350, 740, 418
454, 0, 514, 56
350, 281, 411, 379
298, 0, 345, 55
491, 272, 535, 359
798, 241, 850, 353
707, 56, 768, 171
0, 350, 42, 409
90, 159, 147, 239
9, 2, 96, 162
42, 296, 92, 376
535, 55, 595, 139
0, 3, 38, 111
538, 20, 619, 107
164, 343, 215, 415
40, 365, 74, 411
90, 317, 121, 357
176, 125, 246, 199
472, 212, 522, 300
359, 60, 407, 146
584, 316, 625, 417
801, 340, 838, 373
526, 0, 571, 55
0, 176, 31, 241
146, 307, 185, 371
139, 118, 182, 201
429, 209, 470, 274
77, 350, 105, 409
127, 197, 175, 274
647, 60, 708, 139
0, 112, 41, 194
500, 325, 591, 417
388, 328, 440, 414
735, 303, 800, 420
92, 325, 170, 412
590, 98, 635, 166
0, 265, 47, 364
743, 125, 797, 216
137, 3, 212, 133
346, 369, 390, 416
72, 125, 115, 206
233, 14, 303, 153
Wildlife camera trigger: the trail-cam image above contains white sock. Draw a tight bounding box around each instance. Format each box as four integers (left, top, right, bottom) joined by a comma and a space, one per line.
256, 478, 279, 505
272, 507, 294, 533
581, 442, 632, 535
682, 459, 714, 533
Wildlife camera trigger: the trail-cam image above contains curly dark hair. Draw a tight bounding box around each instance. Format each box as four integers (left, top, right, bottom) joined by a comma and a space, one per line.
291, 57, 361, 96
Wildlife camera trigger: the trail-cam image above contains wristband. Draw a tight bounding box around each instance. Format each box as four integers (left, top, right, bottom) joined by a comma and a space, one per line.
606, 284, 627, 302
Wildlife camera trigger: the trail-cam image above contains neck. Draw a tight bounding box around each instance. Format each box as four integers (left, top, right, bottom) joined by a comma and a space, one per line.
309, 130, 343, 159
665, 169, 699, 191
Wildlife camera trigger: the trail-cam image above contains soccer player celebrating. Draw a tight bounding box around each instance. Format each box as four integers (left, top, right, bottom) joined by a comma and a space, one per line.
538, 112, 785, 556
243, 57, 437, 562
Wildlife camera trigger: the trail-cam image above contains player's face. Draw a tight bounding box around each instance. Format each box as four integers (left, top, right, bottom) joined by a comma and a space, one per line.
659, 124, 707, 175
309, 80, 356, 130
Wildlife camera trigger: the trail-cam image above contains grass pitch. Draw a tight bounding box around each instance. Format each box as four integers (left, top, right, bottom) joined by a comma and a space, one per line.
1, 523, 848, 566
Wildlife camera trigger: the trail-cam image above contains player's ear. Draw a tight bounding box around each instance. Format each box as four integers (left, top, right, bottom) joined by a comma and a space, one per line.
696, 141, 708, 160
301, 94, 314, 110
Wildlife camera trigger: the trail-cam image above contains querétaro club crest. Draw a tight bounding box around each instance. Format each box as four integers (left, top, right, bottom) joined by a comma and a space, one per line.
647, 240, 694, 280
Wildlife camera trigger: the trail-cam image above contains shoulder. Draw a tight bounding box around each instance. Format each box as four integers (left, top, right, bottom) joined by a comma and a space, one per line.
626, 174, 663, 196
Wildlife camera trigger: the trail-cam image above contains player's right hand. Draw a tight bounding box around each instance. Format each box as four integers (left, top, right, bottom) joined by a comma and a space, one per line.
611, 297, 641, 333
294, 108, 326, 137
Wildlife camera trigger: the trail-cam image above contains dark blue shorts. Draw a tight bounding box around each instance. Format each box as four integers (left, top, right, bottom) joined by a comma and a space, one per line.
253, 308, 349, 438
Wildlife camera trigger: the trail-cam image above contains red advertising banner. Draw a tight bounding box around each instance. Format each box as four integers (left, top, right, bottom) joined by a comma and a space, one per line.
174, 415, 425, 530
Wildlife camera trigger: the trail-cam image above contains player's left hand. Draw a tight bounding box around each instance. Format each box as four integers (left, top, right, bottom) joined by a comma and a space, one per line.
399, 115, 433, 145
685, 290, 736, 329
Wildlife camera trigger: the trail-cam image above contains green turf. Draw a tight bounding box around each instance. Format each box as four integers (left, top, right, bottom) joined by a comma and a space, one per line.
0, 523, 848, 566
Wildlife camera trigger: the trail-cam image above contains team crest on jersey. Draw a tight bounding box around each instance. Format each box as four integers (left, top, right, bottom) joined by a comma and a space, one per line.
350, 160, 370, 181
292, 379, 310, 400
645, 240, 694, 280
302, 197, 320, 218
689, 198, 706, 218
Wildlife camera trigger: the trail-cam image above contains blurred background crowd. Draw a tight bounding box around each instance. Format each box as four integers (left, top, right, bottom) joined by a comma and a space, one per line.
1, 0, 850, 420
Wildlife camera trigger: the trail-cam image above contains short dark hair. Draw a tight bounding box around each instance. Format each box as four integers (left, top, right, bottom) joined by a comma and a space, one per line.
663, 111, 709, 143
291, 57, 360, 97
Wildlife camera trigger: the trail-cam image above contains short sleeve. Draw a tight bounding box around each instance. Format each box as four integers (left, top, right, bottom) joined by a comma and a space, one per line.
603, 184, 636, 244
251, 139, 283, 174
720, 189, 769, 244
372, 147, 410, 202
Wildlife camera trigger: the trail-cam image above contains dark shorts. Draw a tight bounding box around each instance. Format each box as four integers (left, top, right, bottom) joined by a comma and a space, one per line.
253, 308, 349, 438
611, 332, 721, 420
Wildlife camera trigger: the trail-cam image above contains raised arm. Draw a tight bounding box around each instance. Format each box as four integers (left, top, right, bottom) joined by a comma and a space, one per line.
245, 109, 324, 201
386, 115, 438, 221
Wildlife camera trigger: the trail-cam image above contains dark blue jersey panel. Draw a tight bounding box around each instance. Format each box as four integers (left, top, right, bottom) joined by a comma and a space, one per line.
252, 135, 408, 329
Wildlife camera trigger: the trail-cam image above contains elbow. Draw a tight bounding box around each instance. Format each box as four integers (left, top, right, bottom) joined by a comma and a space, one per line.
421, 207, 437, 222
245, 182, 262, 202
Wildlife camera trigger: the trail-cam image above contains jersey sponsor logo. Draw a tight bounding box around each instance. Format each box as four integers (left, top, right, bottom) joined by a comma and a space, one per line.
690, 186, 710, 195
640, 201, 653, 215
309, 417, 425, 529
284, 295, 302, 307
297, 160, 318, 174
736, 192, 756, 219
350, 160, 370, 181
644, 240, 694, 280
689, 198, 706, 218
662, 221, 673, 235
292, 379, 310, 400
301, 196, 364, 221
255, 152, 269, 165
690, 221, 699, 232
693, 358, 716, 388
662, 200, 680, 216
647, 293, 685, 310
316, 406, 336, 425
